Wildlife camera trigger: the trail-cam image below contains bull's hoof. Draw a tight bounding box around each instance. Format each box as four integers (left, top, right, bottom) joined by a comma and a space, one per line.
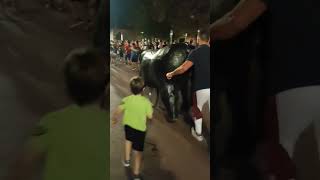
168, 118, 178, 123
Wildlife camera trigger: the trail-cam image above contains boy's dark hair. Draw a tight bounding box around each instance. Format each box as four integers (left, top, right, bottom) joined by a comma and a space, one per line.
129, 76, 144, 95
199, 28, 210, 41
64, 47, 108, 106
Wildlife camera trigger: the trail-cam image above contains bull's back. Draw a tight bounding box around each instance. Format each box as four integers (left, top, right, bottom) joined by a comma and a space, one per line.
140, 44, 191, 88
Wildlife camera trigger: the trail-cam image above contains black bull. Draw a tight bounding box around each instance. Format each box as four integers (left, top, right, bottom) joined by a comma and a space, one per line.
139, 43, 193, 122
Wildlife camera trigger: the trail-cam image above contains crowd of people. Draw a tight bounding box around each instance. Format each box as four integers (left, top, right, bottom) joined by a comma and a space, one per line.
110, 37, 198, 70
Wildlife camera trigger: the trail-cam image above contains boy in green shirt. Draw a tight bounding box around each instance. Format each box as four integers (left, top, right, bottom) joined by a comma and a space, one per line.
112, 76, 153, 180
8, 47, 109, 180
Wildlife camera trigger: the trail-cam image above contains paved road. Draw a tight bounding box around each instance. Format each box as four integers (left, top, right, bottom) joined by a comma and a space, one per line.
0, 1, 210, 180
0, 2, 91, 179
110, 62, 211, 180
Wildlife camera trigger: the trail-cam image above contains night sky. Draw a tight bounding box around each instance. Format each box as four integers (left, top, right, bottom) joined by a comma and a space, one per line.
110, 0, 210, 38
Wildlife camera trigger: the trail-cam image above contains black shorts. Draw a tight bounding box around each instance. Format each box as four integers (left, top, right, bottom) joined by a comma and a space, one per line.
124, 125, 146, 152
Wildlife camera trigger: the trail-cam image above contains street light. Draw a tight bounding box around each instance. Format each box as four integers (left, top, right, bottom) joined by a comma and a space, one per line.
196, 29, 200, 44
170, 29, 173, 44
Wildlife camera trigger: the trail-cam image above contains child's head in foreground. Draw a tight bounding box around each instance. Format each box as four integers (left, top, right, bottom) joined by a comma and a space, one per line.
130, 76, 145, 95
64, 47, 108, 106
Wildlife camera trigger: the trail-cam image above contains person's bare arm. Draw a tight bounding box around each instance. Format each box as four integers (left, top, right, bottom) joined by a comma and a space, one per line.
147, 103, 153, 122
147, 112, 153, 120
166, 60, 193, 79
112, 106, 124, 126
211, 0, 267, 40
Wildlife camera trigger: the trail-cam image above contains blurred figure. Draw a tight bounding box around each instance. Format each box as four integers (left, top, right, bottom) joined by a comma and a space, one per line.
124, 41, 131, 65
130, 42, 140, 71
163, 41, 168, 47
2, 0, 17, 11
45, 0, 98, 30
188, 39, 196, 49
211, 0, 320, 179
8, 47, 109, 180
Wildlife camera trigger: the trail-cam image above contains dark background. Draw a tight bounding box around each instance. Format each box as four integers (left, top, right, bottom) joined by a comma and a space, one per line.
111, 0, 210, 38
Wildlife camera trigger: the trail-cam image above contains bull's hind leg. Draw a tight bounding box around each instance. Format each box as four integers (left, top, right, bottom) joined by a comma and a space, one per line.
142, 87, 159, 107
180, 84, 193, 126
154, 88, 159, 108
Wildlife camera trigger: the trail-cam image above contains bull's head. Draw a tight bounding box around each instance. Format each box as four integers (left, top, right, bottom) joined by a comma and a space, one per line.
160, 84, 182, 122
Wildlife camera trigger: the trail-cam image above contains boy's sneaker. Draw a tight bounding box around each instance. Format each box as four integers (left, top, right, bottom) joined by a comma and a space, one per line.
191, 127, 204, 142
122, 160, 130, 167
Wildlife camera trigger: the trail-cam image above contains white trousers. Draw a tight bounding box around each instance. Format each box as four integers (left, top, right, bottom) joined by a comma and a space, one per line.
196, 88, 211, 113
276, 86, 320, 158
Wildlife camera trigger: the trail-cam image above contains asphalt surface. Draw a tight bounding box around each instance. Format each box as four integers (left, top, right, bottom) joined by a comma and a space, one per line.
0, 2, 92, 179
110, 61, 211, 180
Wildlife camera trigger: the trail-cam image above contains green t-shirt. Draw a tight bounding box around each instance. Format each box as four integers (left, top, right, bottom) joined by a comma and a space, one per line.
29, 104, 109, 180
119, 95, 153, 132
